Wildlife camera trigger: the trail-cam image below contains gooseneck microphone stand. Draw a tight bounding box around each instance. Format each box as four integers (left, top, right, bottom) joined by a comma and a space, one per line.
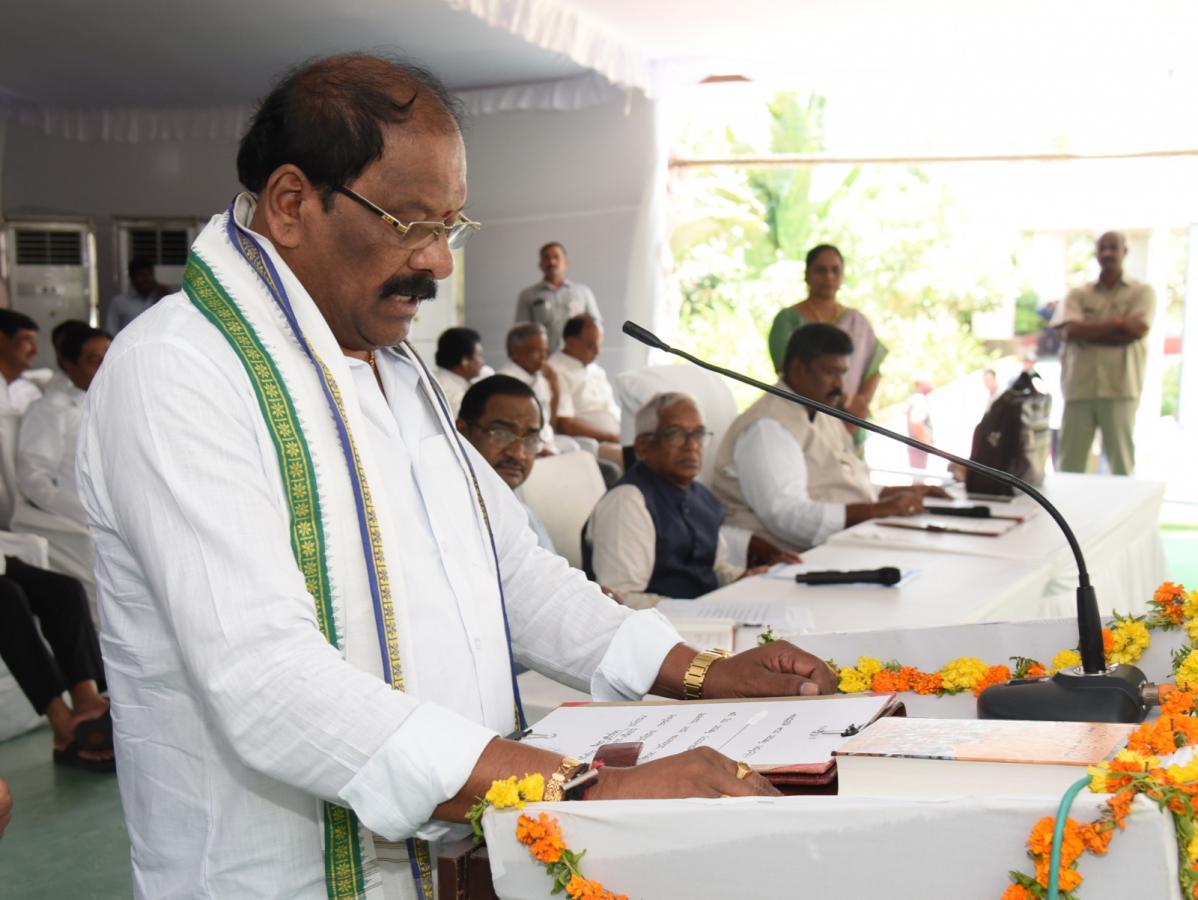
623, 320, 1149, 723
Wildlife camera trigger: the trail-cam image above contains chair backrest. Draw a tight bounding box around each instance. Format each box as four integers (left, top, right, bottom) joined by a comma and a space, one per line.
519, 450, 606, 570
613, 365, 739, 485
0, 412, 22, 528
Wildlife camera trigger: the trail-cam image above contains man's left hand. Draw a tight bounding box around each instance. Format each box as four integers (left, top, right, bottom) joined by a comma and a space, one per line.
702, 641, 837, 698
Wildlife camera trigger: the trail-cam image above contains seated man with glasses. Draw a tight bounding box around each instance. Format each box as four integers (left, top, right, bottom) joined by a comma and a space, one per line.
456, 375, 555, 552
583, 392, 753, 609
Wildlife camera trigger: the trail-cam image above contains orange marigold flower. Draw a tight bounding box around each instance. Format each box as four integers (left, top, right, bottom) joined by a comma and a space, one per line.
1001, 885, 1035, 900
516, 812, 565, 864
1162, 687, 1197, 716
1102, 628, 1114, 654
911, 671, 943, 695
1026, 663, 1047, 678
1108, 789, 1135, 827
972, 664, 1012, 697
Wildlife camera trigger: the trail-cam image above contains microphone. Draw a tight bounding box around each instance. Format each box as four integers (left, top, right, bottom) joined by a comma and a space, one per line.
795, 567, 902, 586
622, 320, 1149, 723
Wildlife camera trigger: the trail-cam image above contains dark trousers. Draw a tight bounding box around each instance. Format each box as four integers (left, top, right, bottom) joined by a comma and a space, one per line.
0, 557, 104, 714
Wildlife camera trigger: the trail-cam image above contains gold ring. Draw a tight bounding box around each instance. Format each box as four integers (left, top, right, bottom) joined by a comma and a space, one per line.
735, 761, 753, 780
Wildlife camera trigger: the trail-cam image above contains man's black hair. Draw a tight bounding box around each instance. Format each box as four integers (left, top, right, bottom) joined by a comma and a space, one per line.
804, 243, 844, 269
0, 309, 38, 336
128, 256, 155, 279
783, 323, 854, 372
51, 319, 96, 354
237, 54, 463, 209
434, 327, 481, 370
539, 241, 566, 258
59, 324, 110, 366
561, 315, 596, 341
459, 375, 541, 428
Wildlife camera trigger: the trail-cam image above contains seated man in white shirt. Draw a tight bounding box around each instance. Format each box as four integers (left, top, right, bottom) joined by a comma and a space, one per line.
496, 322, 577, 454
584, 392, 795, 609
550, 314, 624, 471
456, 374, 555, 553
13, 323, 111, 602
0, 310, 44, 415
432, 326, 485, 418
712, 323, 948, 552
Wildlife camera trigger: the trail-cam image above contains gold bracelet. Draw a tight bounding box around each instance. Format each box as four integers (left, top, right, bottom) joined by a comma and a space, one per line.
683, 648, 733, 701
543, 755, 585, 802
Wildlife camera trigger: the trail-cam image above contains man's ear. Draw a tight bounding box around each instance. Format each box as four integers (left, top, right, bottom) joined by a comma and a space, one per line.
632, 434, 650, 461
455, 417, 469, 437
257, 164, 317, 250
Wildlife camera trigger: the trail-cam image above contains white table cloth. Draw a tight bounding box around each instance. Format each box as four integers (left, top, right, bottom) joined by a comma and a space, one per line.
500, 619, 1188, 899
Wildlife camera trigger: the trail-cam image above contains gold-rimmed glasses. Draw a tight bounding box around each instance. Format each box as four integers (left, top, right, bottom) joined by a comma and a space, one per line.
333, 185, 480, 250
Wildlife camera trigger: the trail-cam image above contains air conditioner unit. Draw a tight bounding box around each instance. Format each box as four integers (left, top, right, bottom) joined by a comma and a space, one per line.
114, 219, 199, 294
2, 220, 97, 369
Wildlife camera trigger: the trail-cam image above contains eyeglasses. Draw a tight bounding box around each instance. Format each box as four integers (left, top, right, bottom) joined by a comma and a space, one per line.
333, 185, 481, 251
647, 428, 713, 449
472, 422, 544, 455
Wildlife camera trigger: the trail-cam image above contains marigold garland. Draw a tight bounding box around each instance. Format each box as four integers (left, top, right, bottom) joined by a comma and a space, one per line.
1004, 581, 1198, 899
826, 597, 1173, 700
467, 773, 627, 899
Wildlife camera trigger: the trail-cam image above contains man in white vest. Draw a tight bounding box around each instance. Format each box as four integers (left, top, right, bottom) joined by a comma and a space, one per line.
77, 54, 836, 899
713, 323, 947, 552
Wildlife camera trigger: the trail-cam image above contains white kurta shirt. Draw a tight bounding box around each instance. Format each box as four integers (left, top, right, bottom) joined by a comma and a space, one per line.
731, 418, 851, 550
78, 288, 682, 896
585, 484, 741, 610
0, 375, 42, 415
432, 366, 471, 419
16, 376, 87, 524
548, 351, 620, 436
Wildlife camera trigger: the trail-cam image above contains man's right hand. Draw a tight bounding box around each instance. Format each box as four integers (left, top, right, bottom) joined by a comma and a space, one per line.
876, 492, 923, 517
0, 776, 11, 839
584, 747, 780, 801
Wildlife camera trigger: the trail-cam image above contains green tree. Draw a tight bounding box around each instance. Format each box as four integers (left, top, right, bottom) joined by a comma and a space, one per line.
669, 90, 1001, 413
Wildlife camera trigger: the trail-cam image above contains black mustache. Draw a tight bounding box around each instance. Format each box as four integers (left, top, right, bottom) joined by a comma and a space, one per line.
378, 275, 438, 301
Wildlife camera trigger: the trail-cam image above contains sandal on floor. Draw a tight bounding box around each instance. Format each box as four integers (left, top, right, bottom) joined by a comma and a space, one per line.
53, 741, 116, 774
73, 708, 114, 754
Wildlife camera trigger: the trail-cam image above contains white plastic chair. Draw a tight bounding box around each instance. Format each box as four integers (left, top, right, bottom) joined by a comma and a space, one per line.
519, 451, 606, 570
613, 365, 739, 485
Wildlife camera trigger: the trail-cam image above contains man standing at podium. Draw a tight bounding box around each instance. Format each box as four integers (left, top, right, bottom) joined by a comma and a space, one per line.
78, 54, 835, 899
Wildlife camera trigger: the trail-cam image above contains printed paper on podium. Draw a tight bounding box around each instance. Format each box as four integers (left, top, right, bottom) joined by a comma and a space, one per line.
522, 694, 897, 775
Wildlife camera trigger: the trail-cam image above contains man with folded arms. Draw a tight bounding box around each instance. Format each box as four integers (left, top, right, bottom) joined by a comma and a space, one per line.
78, 54, 835, 899
585, 392, 795, 609
713, 323, 948, 552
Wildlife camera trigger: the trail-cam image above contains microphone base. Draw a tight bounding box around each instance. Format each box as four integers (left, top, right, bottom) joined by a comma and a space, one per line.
977, 665, 1150, 724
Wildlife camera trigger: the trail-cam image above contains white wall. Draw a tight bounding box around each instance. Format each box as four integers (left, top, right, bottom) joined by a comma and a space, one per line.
461, 91, 660, 374
2, 125, 240, 315
2, 90, 664, 375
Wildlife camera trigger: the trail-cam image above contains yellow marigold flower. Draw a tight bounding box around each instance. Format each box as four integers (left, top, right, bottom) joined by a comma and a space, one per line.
1050, 649, 1082, 674
939, 656, 990, 694
1183, 589, 1198, 622
856, 656, 884, 677
1188, 833, 1198, 862
485, 776, 523, 809
838, 667, 871, 693
1166, 759, 1198, 786
1177, 650, 1198, 692
1088, 764, 1110, 794
516, 773, 545, 803
1113, 748, 1159, 770
1108, 620, 1150, 666
1185, 617, 1198, 644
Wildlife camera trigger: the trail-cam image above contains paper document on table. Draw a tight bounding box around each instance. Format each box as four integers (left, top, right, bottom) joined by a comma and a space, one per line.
522, 694, 896, 771
656, 599, 814, 634
763, 564, 920, 588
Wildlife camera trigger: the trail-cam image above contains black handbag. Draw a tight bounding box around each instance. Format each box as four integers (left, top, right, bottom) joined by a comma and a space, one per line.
965, 370, 1052, 495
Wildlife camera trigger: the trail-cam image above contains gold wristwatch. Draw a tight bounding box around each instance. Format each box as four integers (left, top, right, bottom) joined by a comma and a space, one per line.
683, 648, 733, 700
543, 755, 587, 802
